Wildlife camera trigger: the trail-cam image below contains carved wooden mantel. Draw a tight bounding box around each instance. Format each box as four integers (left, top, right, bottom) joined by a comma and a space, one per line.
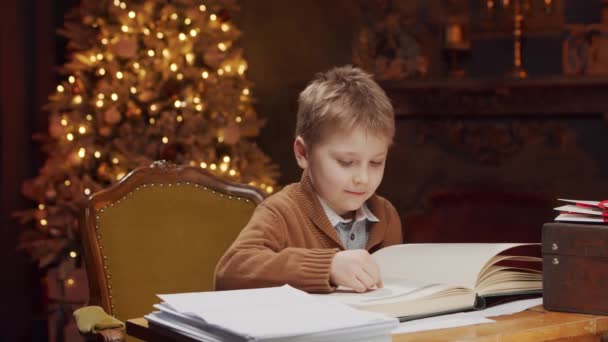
380, 75, 608, 243
383, 76, 608, 117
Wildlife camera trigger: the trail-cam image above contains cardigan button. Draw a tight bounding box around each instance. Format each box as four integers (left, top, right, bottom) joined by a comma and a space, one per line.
350, 233, 355, 241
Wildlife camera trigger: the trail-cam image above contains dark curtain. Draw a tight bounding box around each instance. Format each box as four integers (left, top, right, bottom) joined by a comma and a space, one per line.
0, 0, 69, 340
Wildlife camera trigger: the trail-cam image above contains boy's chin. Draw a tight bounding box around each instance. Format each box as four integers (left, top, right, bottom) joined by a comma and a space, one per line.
341, 201, 366, 212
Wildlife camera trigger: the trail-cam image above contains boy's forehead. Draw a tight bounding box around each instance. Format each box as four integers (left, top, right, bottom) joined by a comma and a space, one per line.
323, 127, 390, 143
319, 129, 390, 153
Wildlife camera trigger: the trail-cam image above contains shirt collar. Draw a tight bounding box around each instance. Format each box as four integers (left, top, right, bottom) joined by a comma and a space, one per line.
317, 195, 379, 227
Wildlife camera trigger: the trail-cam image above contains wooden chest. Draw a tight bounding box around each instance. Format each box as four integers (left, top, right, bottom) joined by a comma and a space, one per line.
542, 222, 608, 315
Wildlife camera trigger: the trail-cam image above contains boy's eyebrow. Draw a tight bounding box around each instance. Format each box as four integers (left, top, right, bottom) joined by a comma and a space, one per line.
372, 153, 388, 159
331, 150, 387, 158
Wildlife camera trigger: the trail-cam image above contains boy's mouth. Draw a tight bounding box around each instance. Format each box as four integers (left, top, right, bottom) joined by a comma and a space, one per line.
345, 190, 366, 196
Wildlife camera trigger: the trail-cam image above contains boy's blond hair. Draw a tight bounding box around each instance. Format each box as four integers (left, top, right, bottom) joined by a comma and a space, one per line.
296, 65, 395, 147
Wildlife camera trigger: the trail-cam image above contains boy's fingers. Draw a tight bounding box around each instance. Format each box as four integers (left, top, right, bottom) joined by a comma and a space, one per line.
362, 260, 383, 289
350, 278, 368, 293
356, 271, 376, 290
361, 260, 381, 286
359, 268, 377, 288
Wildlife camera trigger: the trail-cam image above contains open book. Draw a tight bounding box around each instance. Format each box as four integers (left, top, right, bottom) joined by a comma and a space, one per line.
316, 243, 541, 321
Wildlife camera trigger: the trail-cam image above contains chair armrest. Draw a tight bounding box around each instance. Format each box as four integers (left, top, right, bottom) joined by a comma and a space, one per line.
89, 328, 125, 342
74, 306, 125, 342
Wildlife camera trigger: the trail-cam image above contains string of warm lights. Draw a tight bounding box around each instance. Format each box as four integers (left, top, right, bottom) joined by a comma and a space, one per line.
18, 0, 279, 291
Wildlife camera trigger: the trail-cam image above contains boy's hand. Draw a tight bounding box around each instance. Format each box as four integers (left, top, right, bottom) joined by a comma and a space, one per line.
330, 250, 383, 293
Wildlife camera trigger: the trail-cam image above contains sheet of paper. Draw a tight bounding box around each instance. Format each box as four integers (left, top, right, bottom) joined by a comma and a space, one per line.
391, 297, 543, 335
466, 297, 543, 318
158, 285, 398, 339
145, 312, 224, 342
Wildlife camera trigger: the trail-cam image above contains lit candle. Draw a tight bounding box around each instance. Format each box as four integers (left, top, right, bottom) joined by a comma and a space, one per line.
445, 23, 464, 48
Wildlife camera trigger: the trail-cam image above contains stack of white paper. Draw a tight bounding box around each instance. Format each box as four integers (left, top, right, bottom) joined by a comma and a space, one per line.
145, 285, 399, 342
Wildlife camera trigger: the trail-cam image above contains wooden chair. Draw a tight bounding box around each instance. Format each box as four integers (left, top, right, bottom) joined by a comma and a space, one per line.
76, 161, 265, 341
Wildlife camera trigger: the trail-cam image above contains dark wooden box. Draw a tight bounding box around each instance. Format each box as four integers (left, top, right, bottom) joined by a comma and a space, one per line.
543, 222, 608, 315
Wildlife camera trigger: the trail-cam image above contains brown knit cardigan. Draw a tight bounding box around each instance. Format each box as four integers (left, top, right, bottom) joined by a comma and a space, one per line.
214, 170, 403, 293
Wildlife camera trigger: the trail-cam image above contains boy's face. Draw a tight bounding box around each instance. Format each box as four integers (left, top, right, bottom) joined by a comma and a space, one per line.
295, 126, 390, 218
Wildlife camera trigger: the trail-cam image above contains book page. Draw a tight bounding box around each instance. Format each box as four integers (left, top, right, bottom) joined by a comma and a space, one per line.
557, 198, 601, 207
372, 243, 532, 290
476, 255, 541, 295
318, 278, 462, 306
555, 213, 604, 223
478, 255, 540, 279
554, 204, 604, 216
315, 278, 475, 318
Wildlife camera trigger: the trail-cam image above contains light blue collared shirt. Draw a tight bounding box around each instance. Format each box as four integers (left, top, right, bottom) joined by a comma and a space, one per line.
318, 196, 379, 249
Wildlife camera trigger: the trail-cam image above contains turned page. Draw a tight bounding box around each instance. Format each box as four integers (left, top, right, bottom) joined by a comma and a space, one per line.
475, 255, 541, 296
372, 243, 532, 290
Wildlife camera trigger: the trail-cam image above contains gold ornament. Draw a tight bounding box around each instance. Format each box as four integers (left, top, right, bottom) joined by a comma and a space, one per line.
203, 50, 225, 68
98, 125, 112, 137
223, 122, 241, 145
45, 188, 57, 200
34, 210, 45, 220
138, 90, 156, 103
125, 102, 142, 118
97, 163, 108, 177
113, 38, 138, 59
103, 106, 121, 124
49, 118, 63, 138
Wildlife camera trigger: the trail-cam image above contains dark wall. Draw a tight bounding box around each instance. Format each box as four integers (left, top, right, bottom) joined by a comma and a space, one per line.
239, 0, 607, 184
237, 0, 361, 185
237, 0, 608, 244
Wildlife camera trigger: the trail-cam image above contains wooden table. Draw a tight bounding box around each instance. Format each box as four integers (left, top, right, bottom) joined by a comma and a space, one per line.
127, 306, 608, 342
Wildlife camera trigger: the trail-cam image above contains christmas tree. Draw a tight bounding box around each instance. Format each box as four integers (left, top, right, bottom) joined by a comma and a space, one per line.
16, 0, 278, 279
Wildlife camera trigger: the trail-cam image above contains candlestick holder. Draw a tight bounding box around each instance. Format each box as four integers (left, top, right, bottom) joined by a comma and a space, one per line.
442, 0, 471, 78
482, 0, 556, 79
443, 21, 471, 78
510, 0, 528, 78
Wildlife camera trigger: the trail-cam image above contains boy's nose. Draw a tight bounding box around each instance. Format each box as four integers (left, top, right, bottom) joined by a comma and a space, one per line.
353, 168, 369, 185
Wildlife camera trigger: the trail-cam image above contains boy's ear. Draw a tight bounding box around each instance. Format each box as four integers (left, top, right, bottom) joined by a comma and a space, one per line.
293, 136, 309, 169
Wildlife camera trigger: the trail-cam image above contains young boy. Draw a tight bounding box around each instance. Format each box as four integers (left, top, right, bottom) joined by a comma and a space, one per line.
214, 65, 402, 293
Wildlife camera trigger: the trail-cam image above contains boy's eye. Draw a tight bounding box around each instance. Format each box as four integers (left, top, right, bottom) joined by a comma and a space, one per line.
337, 160, 353, 166
370, 160, 385, 167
